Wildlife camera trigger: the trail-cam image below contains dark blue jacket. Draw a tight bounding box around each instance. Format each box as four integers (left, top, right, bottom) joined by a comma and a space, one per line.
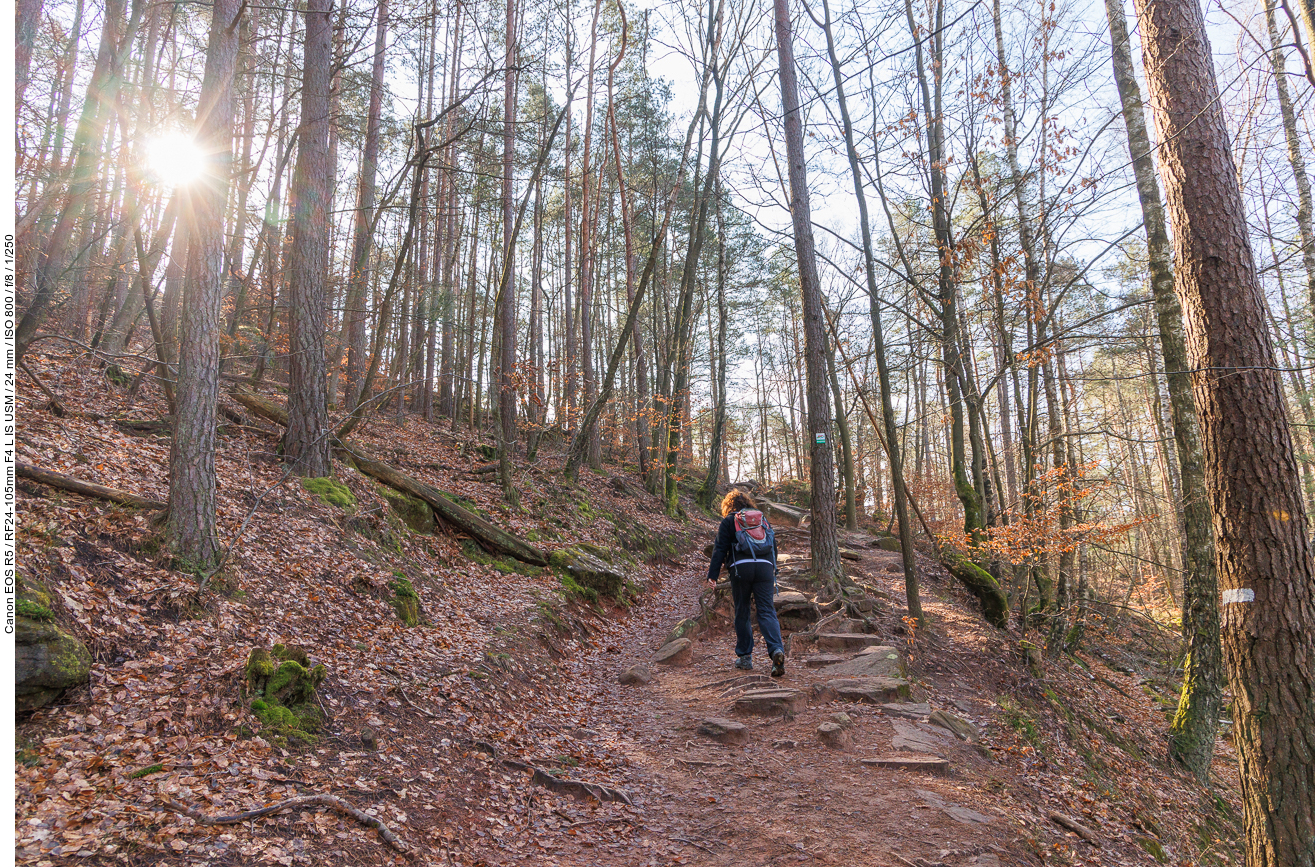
706, 514, 778, 583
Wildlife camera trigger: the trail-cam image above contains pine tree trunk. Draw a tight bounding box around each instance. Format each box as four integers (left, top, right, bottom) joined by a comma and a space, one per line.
497, 0, 520, 506
1104, 0, 1220, 781
167, 0, 241, 568
17, 0, 141, 362
1135, 0, 1315, 857
343, 0, 388, 412
773, 0, 843, 591
284, 0, 333, 477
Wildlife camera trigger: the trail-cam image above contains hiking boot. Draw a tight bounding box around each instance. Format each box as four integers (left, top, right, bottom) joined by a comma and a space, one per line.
771, 651, 786, 678
734, 655, 753, 671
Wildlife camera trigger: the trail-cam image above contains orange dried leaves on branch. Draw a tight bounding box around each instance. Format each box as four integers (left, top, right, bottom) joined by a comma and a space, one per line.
946, 461, 1146, 564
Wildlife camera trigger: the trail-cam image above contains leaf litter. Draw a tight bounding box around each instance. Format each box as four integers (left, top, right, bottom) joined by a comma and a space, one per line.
15, 350, 1244, 866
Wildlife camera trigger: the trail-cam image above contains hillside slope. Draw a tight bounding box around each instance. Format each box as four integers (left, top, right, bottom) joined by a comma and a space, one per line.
14, 352, 1243, 866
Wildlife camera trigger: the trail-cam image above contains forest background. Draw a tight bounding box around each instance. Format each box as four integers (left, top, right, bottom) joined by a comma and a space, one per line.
8, 0, 1315, 859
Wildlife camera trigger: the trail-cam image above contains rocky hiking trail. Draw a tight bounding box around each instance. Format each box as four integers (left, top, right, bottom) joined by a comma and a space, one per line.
538, 530, 1020, 867
451, 521, 1246, 867
15, 357, 1245, 867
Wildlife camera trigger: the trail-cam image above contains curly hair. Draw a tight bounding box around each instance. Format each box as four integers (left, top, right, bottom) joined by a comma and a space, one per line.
720, 489, 757, 517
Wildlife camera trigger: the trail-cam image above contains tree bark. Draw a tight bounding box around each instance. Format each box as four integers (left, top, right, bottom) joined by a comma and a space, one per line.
773, 0, 843, 591
167, 0, 242, 568
1135, 0, 1315, 859
16, 0, 141, 363
1104, 0, 1220, 782
285, 0, 334, 477
343, 0, 388, 413
497, 0, 520, 506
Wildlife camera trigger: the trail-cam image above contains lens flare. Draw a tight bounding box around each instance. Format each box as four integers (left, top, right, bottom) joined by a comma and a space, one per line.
143, 132, 207, 187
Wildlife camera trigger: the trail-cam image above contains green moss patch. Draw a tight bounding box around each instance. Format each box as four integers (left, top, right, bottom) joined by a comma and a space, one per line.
377, 485, 435, 534
389, 576, 424, 626
301, 476, 356, 510
16, 598, 54, 621
129, 763, 164, 779
462, 540, 542, 576
245, 644, 326, 745
559, 573, 599, 605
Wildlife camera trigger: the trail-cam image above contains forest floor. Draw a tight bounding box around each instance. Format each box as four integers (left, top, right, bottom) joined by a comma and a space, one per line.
14, 350, 1246, 867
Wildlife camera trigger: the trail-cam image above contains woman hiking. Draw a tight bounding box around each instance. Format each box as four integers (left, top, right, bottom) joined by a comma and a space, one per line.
706, 490, 786, 677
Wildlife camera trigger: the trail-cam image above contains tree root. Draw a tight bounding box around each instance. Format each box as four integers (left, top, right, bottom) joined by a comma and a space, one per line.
502, 759, 633, 805
156, 794, 409, 853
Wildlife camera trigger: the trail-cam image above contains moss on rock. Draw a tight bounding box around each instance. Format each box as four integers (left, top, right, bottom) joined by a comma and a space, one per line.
245, 644, 326, 745
16, 616, 92, 713
377, 484, 436, 534
16, 598, 54, 621
389, 576, 424, 626
550, 546, 627, 599
301, 476, 356, 509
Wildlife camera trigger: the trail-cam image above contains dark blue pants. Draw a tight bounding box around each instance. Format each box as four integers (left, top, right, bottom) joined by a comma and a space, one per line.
730, 561, 784, 659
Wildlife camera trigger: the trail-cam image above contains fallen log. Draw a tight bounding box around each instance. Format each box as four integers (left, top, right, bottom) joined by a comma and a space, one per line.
230, 388, 547, 567
17, 463, 166, 510
231, 388, 288, 427
344, 446, 548, 567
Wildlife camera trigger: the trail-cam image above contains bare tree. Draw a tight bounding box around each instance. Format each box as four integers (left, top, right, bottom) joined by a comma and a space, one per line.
773, 0, 843, 591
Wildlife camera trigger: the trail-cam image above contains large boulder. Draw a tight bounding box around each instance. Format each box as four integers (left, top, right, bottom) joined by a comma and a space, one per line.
699, 718, 749, 745
550, 545, 627, 598
826, 676, 914, 703
761, 500, 807, 528
619, 665, 655, 685
16, 613, 91, 713
929, 709, 980, 743
774, 590, 820, 630
817, 721, 850, 750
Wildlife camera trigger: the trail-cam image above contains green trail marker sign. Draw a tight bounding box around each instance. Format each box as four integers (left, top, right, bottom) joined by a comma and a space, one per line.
815, 433, 827, 445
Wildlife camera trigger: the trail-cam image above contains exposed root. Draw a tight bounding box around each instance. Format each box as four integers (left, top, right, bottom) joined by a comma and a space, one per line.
155, 794, 409, 853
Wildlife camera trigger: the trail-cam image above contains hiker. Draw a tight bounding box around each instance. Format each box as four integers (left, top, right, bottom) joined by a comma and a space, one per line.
706, 490, 786, 677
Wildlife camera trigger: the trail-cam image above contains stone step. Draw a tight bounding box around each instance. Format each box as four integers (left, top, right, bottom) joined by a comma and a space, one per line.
825, 676, 913, 704
731, 688, 806, 716
812, 633, 888, 652
879, 702, 931, 720
825, 646, 904, 679
861, 756, 950, 775
804, 654, 844, 668
698, 718, 749, 745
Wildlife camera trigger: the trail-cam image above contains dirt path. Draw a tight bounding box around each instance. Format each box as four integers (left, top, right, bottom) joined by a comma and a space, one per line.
468, 529, 1027, 867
